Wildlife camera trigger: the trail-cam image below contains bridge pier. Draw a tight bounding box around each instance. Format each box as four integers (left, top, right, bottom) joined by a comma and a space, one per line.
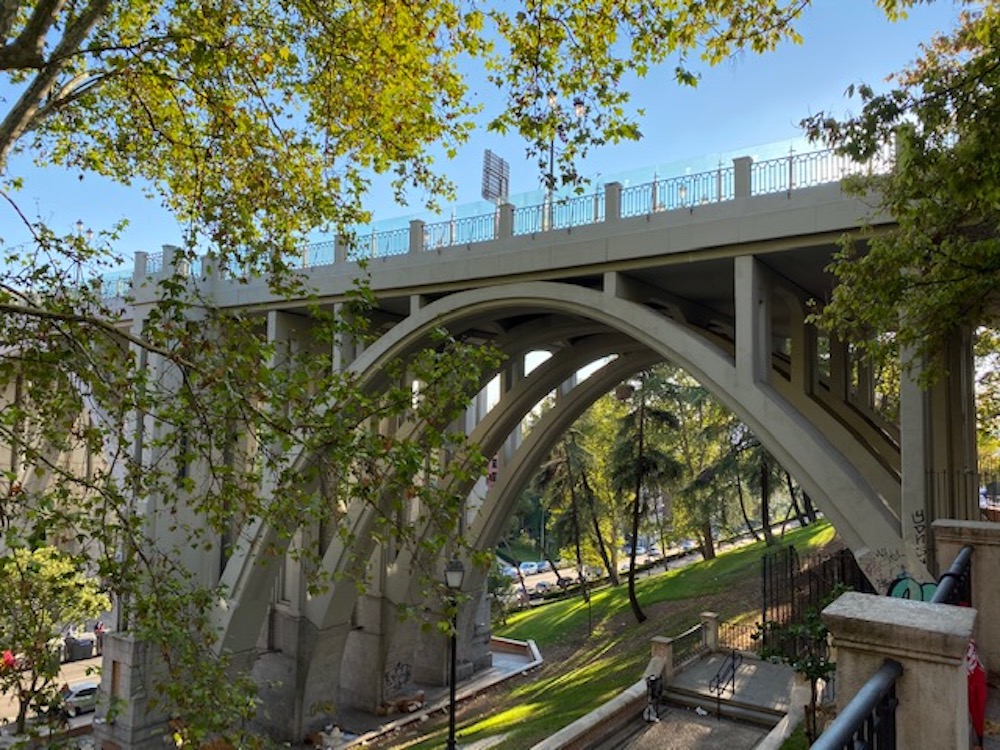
901, 327, 978, 576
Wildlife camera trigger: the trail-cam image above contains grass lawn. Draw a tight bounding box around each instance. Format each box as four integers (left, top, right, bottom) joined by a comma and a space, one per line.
373, 521, 838, 749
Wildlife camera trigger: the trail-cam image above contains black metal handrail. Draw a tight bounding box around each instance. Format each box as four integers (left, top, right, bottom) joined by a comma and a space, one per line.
931, 545, 973, 605
812, 658, 902, 750
708, 648, 742, 717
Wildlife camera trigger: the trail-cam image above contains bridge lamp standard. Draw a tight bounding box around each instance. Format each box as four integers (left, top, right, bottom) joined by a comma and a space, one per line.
445, 557, 466, 750
544, 93, 586, 231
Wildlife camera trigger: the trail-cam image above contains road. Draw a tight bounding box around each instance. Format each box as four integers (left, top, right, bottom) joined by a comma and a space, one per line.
0, 656, 102, 727
508, 535, 756, 600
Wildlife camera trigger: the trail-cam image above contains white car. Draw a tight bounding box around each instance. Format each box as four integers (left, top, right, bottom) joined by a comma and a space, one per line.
518, 561, 539, 576
60, 682, 99, 717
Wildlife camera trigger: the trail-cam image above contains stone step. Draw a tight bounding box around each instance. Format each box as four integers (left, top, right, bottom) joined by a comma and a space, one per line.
663, 686, 784, 728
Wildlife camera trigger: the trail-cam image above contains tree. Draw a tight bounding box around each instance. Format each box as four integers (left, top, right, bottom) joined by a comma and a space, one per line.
654, 368, 732, 559
0, 544, 110, 736
805, 3, 1000, 379
0, 0, 928, 742
611, 370, 682, 623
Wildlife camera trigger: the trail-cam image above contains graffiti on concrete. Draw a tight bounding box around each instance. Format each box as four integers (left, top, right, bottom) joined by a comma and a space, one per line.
908, 509, 928, 567
886, 574, 937, 601
384, 662, 412, 694
862, 546, 905, 592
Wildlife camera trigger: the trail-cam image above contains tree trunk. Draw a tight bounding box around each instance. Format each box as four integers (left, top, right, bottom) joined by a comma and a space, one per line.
627, 378, 647, 624
802, 491, 819, 524
700, 520, 716, 560
784, 471, 807, 527
735, 476, 761, 541
581, 472, 619, 586
760, 461, 775, 546
568, 479, 592, 634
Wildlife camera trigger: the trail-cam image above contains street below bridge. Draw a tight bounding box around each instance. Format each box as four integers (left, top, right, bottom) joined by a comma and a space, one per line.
511, 534, 758, 601
0, 655, 102, 729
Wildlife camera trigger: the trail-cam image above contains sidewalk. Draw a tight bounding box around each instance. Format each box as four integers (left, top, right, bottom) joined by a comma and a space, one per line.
336, 638, 542, 747
620, 654, 794, 750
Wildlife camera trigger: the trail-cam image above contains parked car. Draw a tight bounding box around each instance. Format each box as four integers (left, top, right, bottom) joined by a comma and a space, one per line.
500, 565, 518, 578
536, 560, 552, 573
60, 681, 99, 717
518, 561, 539, 576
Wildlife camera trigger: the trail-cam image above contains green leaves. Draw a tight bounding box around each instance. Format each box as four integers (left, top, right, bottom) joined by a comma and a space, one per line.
805, 2, 1000, 380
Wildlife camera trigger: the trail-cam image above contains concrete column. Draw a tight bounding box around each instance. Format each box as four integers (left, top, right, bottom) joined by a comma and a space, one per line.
733, 156, 752, 198
605, 182, 622, 221
822, 591, 975, 750
161, 244, 182, 277
92, 633, 172, 750
933, 519, 1000, 675
734, 255, 771, 386
651, 635, 674, 682
409, 219, 425, 254
332, 302, 359, 372
133, 251, 148, 281
777, 290, 814, 394
900, 345, 933, 575
498, 204, 514, 238
900, 329, 977, 576
701, 611, 720, 651
334, 235, 347, 263
828, 336, 849, 402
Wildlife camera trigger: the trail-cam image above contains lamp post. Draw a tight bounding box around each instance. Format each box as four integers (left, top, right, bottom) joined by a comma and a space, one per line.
543, 93, 586, 231
445, 557, 465, 750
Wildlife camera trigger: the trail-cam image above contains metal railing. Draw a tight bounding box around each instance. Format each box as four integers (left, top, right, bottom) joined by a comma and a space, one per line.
718, 621, 760, 653
671, 623, 708, 668
708, 648, 742, 716
102, 143, 893, 292
931, 544, 973, 605
811, 659, 902, 750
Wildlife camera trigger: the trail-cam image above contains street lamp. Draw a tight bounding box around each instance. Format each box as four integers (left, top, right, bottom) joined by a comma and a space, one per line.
543, 94, 586, 231
445, 557, 465, 750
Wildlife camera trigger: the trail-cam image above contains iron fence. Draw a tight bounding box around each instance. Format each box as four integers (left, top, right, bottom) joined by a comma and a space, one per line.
301, 240, 336, 268
550, 191, 604, 229
718, 621, 760, 653
513, 204, 545, 235
671, 623, 708, 668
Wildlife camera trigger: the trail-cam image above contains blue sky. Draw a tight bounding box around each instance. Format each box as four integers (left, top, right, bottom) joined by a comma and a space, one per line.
2, 1, 961, 259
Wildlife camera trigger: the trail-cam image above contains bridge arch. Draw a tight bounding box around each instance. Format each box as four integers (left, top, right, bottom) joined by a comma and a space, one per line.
217, 276, 917, 738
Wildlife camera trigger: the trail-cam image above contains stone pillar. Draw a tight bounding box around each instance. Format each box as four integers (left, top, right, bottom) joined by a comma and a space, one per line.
934, 519, 1000, 675
133, 251, 148, 281
604, 182, 622, 221
733, 156, 752, 198
92, 633, 172, 750
650, 635, 674, 682
700, 612, 720, 651
497, 204, 514, 238
409, 219, 425, 254
822, 591, 975, 750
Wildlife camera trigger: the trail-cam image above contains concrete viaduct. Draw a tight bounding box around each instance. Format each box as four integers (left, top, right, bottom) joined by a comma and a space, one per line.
95, 149, 979, 745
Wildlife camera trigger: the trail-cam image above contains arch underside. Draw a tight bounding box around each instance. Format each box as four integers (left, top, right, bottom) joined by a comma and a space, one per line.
213, 277, 916, 732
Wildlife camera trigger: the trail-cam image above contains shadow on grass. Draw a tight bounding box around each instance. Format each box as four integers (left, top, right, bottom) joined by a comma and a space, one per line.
381, 521, 835, 749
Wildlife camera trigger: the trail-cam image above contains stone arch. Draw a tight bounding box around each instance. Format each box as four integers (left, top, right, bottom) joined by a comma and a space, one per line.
215, 279, 916, 738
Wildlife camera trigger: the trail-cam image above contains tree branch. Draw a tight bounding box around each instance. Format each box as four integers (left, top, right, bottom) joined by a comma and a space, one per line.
0, 0, 67, 70
0, 0, 111, 169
